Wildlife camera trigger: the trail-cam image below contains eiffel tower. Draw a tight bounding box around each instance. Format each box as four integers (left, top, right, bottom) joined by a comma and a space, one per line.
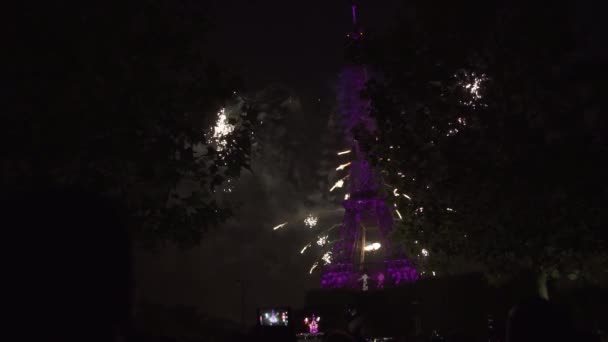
321, 1, 418, 290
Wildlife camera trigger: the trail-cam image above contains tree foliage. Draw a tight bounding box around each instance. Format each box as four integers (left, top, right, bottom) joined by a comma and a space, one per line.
365, 1, 607, 283
4, 1, 259, 247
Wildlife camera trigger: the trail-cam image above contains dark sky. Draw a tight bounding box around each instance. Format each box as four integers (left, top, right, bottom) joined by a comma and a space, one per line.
206, 0, 404, 99
205, 0, 603, 103
206, 0, 604, 99
134, 0, 604, 326
135, 0, 406, 325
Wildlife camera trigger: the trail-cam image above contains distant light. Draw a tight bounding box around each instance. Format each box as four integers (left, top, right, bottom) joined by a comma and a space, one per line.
458, 72, 488, 108
210, 108, 235, 151
322, 252, 332, 264
330, 178, 345, 192
446, 207, 455, 212
464, 77, 483, 98
432, 271, 436, 277
447, 128, 460, 137
364, 242, 381, 251
300, 243, 311, 254
272, 222, 288, 230
304, 214, 318, 228
317, 235, 328, 247
336, 162, 351, 171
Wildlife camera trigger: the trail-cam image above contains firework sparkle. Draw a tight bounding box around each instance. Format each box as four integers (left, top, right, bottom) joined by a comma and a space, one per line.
304, 214, 318, 228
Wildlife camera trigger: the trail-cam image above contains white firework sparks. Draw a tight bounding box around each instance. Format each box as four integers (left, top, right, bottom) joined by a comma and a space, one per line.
458, 72, 488, 108
309, 262, 319, 274
421, 248, 429, 257
330, 178, 345, 192
393, 188, 400, 197
304, 214, 318, 228
465, 77, 483, 99
316, 235, 328, 247
395, 209, 403, 220
402, 193, 412, 200
446, 128, 460, 137
300, 243, 312, 254
337, 150, 351, 155
321, 251, 332, 264
364, 242, 381, 251
272, 222, 288, 230
344, 193, 350, 200
336, 162, 351, 171
210, 108, 234, 151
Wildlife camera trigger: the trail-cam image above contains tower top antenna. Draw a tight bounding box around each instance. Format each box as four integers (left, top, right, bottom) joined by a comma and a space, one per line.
345, 1, 364, 49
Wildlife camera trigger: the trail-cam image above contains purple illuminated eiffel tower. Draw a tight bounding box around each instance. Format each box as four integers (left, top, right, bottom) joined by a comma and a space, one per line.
321, 2, 418, 289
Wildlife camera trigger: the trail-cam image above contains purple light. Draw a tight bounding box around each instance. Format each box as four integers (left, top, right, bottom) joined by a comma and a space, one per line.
321, 261, 417, 289
304, 315, 320, 334
321, 264, 354, 288
386, 259, 419, 285
321, 7, 417, 288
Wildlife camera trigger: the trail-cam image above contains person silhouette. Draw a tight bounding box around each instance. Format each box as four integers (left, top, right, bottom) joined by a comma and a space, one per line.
358, 273, 370, 291
376, 272, 385, 289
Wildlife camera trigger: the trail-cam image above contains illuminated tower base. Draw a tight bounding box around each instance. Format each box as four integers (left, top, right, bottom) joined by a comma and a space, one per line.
320, 194, 418, 289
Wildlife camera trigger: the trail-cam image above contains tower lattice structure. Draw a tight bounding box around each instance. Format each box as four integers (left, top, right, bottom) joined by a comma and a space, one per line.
321, 2, 417, 289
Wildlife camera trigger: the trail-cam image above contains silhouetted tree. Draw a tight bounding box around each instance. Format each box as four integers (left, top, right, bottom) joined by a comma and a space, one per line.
4, 1, 259, 247
365, 1, 607, 293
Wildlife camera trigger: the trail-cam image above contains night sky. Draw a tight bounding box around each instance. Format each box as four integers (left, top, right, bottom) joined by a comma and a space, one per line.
134, 0, 604, 326
135, 0, 406, 325
207, 0, 404, 99
3, 1, 605, 339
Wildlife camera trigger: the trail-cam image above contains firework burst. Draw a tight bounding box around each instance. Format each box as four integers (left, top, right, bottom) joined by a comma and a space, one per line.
304, 214, 318, 228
